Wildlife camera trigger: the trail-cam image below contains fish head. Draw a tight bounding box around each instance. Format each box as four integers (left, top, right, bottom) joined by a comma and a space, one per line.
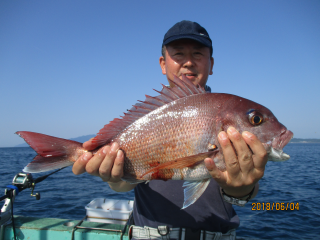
217, 94, 293, 161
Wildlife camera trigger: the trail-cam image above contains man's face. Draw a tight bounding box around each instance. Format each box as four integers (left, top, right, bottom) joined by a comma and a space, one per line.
159, 39, 214, 88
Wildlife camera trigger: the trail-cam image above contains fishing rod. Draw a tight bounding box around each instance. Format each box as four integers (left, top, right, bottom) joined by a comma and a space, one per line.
0, 167, 66, 240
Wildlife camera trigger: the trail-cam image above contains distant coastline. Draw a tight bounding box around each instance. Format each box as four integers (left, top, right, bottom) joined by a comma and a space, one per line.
289, 138, 320, 143
12, 135, 320, 147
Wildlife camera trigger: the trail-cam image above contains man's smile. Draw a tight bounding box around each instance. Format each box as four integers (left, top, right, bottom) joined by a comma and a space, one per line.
182, 73, 198, 81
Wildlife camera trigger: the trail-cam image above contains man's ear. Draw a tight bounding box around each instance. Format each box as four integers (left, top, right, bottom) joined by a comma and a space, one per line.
209, 57, 214, 75
159, 56, 166, 75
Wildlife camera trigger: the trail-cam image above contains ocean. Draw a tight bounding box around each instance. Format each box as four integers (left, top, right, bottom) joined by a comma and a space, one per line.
0, 143, 319, 239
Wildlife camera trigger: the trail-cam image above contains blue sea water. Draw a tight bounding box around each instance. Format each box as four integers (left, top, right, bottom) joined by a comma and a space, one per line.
0, 144, 319, 239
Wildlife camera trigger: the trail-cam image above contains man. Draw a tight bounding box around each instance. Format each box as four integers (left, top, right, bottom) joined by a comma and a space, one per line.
73, 21, 267, 239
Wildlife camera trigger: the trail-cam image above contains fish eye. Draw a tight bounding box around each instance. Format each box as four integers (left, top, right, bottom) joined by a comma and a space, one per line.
248, 111, 263, 126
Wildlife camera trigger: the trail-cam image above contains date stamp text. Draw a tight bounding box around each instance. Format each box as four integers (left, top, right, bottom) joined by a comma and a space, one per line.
251, 202, 299, 211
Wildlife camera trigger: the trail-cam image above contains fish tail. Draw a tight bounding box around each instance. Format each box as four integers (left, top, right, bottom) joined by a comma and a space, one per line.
16, 131, 84, 173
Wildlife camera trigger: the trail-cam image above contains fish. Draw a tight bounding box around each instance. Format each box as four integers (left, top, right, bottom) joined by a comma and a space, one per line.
16, 75, 293, 209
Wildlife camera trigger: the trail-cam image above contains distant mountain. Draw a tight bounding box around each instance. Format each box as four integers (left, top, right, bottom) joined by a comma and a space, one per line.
289, 138, 320, 143
14, 134, 96, 147
69, 134, 96, 143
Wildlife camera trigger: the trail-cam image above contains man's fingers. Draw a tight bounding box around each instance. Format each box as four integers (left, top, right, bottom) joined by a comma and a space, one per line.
83, 138, 97, 151
74, 141, 125, 183
242, 131, 268, 171
204, 158, 226, 183
227, 127, 254, 174
85, 147, 108, 175
110, 150, 125, 181
218, 131, 240, 176
72, 152, 92, 175
98, 142, 121, 181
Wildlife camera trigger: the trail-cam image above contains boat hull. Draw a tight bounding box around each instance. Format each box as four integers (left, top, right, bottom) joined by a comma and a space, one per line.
2, 216, 130, 240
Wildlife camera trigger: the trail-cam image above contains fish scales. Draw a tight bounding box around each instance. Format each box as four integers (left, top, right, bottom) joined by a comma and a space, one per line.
115, 93, 217, 181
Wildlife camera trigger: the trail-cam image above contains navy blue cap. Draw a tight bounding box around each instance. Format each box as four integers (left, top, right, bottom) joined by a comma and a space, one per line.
162, 20, 212, 50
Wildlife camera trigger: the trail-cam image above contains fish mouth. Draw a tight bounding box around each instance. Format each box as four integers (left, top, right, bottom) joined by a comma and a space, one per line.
266, 129, 294, 162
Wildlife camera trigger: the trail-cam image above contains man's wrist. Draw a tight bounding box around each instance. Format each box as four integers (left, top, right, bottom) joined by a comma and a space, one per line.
221, 186, 255, 199
221, 185, 255, 199
107, 180, 137, 192
107, 180, 123, 185
220, 186, 256, 206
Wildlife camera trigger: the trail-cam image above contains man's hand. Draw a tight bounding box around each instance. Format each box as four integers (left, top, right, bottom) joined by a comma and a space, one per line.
72, 140, 136, 192
204, 126, 268, 198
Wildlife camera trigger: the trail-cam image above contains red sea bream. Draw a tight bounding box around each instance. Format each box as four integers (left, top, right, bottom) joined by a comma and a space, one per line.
17, 75, 293, 208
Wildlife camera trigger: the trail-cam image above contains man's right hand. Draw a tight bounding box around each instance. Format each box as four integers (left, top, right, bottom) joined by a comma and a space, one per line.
72, 140, 137, 192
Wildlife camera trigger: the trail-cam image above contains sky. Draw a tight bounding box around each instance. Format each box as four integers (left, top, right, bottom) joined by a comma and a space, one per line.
0, 0, 319, 147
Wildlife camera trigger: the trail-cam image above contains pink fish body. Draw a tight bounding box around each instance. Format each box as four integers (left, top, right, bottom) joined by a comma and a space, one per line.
17, 76, 293, 208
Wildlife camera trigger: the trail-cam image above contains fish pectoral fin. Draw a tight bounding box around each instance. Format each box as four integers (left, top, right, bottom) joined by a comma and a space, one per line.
126, 180, 146, 184
140, 151, 217, 178
121, 174, 146, 184
182, 179, 211, 209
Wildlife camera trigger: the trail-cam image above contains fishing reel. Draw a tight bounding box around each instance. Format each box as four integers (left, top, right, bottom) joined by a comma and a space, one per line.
1, 173, 39, 227
1, 168, 64, 228
12, 173, 40, 200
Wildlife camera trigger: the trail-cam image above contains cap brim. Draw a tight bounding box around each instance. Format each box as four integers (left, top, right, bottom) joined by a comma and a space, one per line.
163, 34, 212, 48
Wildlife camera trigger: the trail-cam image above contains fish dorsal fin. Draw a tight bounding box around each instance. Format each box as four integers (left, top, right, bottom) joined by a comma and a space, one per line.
90, 75, 206, 148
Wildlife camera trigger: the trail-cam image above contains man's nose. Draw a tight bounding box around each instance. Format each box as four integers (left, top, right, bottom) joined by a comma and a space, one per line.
183, 56, 195, 68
